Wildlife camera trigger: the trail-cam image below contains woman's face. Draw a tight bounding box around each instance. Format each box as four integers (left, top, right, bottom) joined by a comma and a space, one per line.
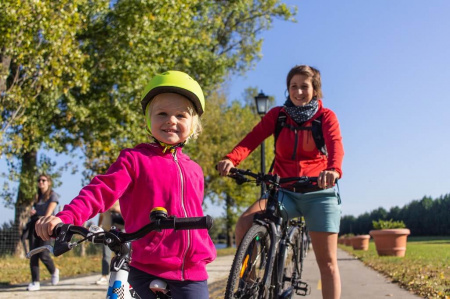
37, 176, 50, 192
288, 74, 317, 107
149, 93, 193, 145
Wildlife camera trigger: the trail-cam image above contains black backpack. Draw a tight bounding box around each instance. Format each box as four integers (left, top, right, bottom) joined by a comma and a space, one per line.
269, 110, 327, 172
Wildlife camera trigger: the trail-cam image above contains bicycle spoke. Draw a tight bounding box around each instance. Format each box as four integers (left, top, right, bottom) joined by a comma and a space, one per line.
225, 225, 271, 299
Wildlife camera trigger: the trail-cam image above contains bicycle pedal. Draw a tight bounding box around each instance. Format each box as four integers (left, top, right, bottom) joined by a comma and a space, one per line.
294, 281, 311, 296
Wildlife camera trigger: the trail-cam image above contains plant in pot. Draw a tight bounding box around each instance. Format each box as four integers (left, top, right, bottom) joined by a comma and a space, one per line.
369, 219, 410, 257
351, 234, 371, 251
343, 233, 354, 246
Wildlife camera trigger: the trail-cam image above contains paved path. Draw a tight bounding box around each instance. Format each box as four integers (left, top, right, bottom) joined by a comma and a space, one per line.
298, 248, 421, 299
0, 249, 422, 298
0, 255, 232, 299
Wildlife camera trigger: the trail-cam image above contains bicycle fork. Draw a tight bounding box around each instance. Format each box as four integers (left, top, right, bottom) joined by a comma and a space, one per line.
107, 244, 135, 299
261, 221, 280, 297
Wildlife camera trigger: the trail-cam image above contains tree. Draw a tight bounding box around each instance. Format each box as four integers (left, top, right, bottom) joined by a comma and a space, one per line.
1, 0, 108, 256
1, 0, 296, 255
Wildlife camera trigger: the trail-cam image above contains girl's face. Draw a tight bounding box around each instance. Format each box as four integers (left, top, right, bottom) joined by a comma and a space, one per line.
288, 74, 317, 107
37, 176, 50, 192
150, 93, 193, 145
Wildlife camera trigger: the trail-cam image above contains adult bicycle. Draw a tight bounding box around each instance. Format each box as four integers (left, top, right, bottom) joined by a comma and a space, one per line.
225, 168, 318, 299
27, 207, 213, 299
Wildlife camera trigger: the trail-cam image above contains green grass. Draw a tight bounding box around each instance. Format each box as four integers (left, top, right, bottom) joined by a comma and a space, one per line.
0, 247, 236, 286
339, 236, 450, 298
0, 252, 103, 285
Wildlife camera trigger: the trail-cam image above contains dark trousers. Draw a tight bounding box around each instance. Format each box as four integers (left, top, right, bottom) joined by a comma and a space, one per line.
29, 235, 56, 282
128, 266, 209, 299
101, 244, 112, 276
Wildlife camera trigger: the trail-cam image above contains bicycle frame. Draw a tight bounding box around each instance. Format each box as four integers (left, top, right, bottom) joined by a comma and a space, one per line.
256, 196, 310, 298
225, 168, 315, 298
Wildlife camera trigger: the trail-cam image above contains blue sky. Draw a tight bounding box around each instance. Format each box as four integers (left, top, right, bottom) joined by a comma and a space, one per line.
2, 0, 450, 222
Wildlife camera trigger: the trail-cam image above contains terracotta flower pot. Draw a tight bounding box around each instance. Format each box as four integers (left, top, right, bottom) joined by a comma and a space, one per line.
351, 235, 370, 250
369, 229, 410, 257
344, 237, 353, 246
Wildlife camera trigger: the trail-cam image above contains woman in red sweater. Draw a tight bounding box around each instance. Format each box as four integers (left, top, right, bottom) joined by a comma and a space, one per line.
217, 65, 344, 299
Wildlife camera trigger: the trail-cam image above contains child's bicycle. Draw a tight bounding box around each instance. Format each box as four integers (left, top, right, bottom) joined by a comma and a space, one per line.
27, 207, 213, 299
225, 168, 319, 299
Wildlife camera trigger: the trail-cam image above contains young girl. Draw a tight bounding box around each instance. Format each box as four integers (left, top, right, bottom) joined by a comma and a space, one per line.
27, 174, 60, 291
35, 71, 216, 299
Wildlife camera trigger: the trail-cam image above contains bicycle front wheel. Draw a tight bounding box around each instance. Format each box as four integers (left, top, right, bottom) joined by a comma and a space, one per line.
225, 224, 272, 299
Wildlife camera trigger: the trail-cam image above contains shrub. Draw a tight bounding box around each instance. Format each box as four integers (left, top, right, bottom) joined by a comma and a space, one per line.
372, 219, 406, 229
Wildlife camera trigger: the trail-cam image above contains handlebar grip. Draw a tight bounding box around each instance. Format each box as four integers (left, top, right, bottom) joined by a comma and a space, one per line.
50, 222, 65, 238
171, 215, 213, 230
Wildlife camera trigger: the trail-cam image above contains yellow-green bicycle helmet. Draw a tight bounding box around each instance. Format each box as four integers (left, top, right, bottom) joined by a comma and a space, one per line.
141, 71, 205, 116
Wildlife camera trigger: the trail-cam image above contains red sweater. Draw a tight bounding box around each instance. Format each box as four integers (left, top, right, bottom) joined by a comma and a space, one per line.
225, 100, 344, 178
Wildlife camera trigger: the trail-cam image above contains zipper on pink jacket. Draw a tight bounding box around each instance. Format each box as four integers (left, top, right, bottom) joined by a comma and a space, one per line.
173, 150, 190, 281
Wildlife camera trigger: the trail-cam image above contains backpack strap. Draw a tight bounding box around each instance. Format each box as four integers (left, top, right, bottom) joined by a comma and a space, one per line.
268, 110, 287, 173
311, 115, 327, 156
273, 110, 287, 147
269, 110, 327, 173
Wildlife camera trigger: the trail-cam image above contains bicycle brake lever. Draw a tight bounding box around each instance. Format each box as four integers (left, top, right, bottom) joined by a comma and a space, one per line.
53, 224, 76, 256
26, 245, 54, 259
229, 174, 248, 185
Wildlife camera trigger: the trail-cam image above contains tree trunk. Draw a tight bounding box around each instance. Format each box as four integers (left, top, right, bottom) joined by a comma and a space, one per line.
14, 150, 38, 257
0, 52, 11, 92
225, 194, 234, 248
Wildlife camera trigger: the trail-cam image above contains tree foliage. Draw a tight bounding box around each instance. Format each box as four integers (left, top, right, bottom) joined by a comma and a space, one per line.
70, 0, 296, 180
0, 0, 295, 254
0, 0, 295, 197
340, 194, 450, 236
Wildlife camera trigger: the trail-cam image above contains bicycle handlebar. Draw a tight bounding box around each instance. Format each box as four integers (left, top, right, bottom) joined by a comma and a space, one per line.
27, 215, 213, 258
121, 215, 213, 243
228, 168, 318, 186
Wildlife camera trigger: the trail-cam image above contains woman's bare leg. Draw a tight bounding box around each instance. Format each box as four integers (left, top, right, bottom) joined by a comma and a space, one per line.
309, 231, 341, 299
235, 199, 267, 246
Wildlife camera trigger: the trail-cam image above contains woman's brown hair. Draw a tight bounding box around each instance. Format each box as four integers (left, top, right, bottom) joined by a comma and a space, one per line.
36, 174, 53, 202
286, 65, 323, 99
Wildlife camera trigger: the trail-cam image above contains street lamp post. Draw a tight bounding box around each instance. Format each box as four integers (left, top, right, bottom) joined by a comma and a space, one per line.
254, 91, 269, 196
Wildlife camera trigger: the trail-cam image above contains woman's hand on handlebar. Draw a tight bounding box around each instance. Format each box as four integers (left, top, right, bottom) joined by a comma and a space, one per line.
318, 169, 339, 189
216, 159, 235, 176
35, 216, 63, 241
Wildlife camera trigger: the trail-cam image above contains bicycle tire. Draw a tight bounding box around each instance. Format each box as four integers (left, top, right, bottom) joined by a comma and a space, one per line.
299, 228, 309, 274
280, 226, 302, 296
225, 224, 272, 299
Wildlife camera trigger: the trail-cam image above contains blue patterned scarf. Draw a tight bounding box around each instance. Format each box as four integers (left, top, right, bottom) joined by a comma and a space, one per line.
283, 97, 319, 125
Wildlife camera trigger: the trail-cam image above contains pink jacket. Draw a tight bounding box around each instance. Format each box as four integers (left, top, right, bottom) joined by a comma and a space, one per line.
56, 143, 216, 281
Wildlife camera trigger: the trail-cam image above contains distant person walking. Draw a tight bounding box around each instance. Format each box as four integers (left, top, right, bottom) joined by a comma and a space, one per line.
95, 200, 124, 285
27, 174, 60, 291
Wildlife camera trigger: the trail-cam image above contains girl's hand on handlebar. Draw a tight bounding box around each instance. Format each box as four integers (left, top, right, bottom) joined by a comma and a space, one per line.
318, 170, 339, 189
35, 216, 62, 241
216, 159, 235, 176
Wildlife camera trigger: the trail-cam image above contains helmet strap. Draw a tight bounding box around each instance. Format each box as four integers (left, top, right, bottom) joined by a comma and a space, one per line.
153, 138, 185, 154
